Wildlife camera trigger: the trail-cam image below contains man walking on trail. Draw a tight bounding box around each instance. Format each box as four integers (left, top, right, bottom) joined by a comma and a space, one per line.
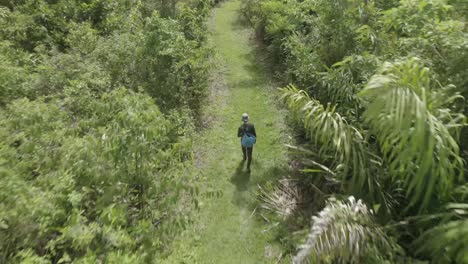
238, 113, 256, 172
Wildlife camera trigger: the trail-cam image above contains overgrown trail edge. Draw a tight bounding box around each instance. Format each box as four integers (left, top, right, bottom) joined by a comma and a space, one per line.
166, 1, 289, 263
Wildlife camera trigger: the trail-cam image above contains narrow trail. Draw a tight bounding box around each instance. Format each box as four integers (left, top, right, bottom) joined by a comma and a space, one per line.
166, 1, 289, 263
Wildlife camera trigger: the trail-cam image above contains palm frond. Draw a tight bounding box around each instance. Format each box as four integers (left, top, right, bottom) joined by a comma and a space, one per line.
293, 196, 395, 264
359, 58, 466, 211
415, 203, 468, 263
279, 85, 383, 202
258, 179, 302, 219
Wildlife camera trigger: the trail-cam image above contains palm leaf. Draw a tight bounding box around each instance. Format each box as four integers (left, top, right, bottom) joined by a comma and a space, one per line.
293, 196, 396, 264
359, 58, 466, 211
279, 85, 384, 204
258, 179, 302, 219
415, 203, 468, 263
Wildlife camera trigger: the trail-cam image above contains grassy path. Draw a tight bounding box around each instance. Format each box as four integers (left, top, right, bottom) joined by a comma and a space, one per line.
165, 1, 289, 263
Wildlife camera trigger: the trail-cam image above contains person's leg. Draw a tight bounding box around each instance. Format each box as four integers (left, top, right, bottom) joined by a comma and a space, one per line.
247, 147, 253, 171
242, 146, 247, 161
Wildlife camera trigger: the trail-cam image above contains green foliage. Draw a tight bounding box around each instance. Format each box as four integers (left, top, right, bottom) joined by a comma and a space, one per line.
0, 0, 216, 262
0, 41, 37, 104
294, 197, 399, 264
280, 85, 395, 216
244, 0, 468, 262
360, 58, 465, 211
0, 89, 197, 262
416, 209, 468, 263
413, 186, 468, 263
280, 85, 371, 192
0, 0, 213, 116
138, 12, 210, 115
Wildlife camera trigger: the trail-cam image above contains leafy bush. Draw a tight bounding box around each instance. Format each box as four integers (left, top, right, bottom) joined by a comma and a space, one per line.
244, 0, 467, 262
0, 0, 216, 262
0, 89, 197, 262
137, 12, 210, 116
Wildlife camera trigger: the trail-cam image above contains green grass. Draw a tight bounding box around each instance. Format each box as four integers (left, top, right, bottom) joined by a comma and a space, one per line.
164, 1, 290, 263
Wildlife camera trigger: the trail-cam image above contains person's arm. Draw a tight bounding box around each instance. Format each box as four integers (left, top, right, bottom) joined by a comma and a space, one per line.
252, 125, 257, 137
238, 126, 242, 137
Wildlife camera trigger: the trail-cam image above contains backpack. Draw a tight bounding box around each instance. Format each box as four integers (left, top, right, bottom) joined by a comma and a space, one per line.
242, 133, 256, 147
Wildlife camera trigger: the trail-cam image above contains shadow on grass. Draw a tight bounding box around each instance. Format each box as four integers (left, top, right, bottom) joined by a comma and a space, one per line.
230, 160, 251, 207
226, 7, 292, 210
230, 160, 250, 192
230, 157, 289, 207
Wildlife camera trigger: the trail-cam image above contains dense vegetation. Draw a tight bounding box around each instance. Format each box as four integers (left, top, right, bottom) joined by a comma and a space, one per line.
241, 0, 467, 263
0, 0, 217, 262
2, 0, 467, 262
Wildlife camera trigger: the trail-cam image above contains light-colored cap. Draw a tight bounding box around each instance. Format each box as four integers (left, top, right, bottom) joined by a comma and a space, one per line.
242, 113, 249, 122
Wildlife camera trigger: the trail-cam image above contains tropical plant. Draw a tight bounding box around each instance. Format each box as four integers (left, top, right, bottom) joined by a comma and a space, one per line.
245, 0, 467, 261
280, 85, 393, 214
359, 58, 466, 211
293, 196, 398, 264
0, 0, 216, 262
0, 89, 198, 262
415, 204, 468, 263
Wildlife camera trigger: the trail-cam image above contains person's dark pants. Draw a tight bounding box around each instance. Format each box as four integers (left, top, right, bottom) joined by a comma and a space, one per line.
242, 146, 253, 170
